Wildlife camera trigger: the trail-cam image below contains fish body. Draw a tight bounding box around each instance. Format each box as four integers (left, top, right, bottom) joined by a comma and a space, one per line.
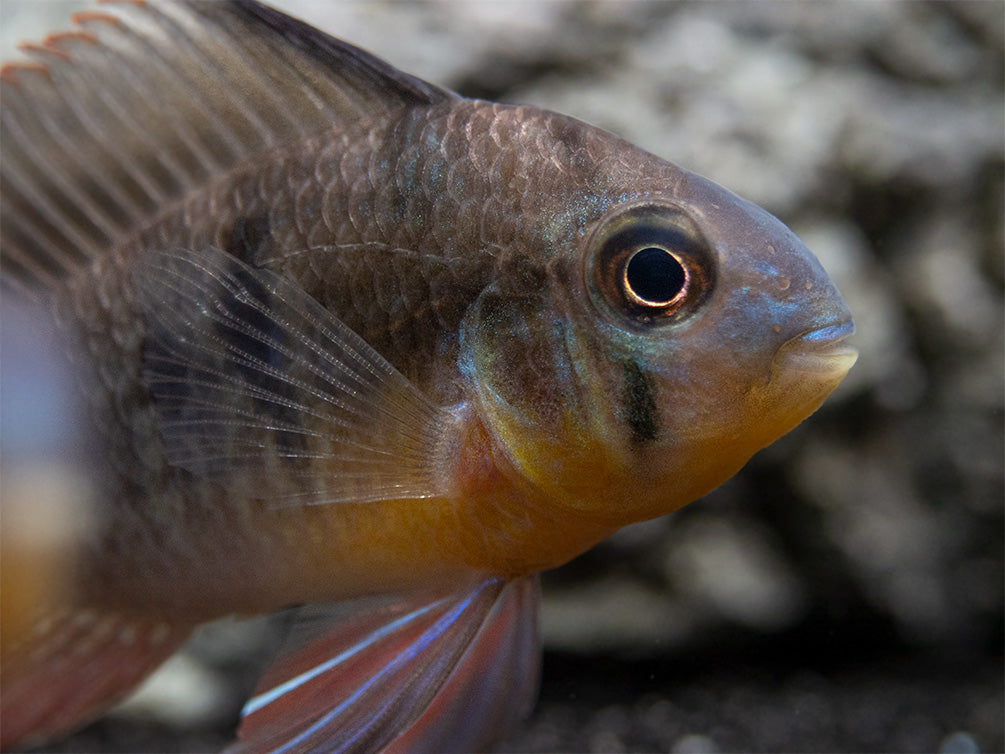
0, 1, 856, 750
0, 297, 96, 656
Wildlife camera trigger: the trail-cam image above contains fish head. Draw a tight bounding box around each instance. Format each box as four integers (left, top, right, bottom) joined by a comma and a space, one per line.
461, 149, 856, 526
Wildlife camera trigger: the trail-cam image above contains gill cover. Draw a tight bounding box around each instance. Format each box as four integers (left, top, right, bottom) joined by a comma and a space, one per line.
458, 201, 717, 514
460, 183, 855, 522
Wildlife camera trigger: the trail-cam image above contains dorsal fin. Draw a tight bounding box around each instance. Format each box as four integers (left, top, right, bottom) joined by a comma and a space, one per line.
0, 0, 456, 294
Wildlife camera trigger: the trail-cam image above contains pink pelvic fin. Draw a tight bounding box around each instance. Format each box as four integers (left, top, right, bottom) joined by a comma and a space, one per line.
230, 576, 540, 753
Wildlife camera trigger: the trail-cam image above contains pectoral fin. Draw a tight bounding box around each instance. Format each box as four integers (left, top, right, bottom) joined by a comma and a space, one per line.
134, 246, 451, 506
229, 577, 540, 753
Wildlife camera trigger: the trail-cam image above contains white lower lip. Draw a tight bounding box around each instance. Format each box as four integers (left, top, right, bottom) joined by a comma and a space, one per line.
775, 344, 859, 374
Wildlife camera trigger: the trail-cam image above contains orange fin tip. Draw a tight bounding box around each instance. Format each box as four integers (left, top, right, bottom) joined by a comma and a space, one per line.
0, 62, 51, 85
44, 30, 100, 48
70, 11, 123, 27
16, 41, 70, 62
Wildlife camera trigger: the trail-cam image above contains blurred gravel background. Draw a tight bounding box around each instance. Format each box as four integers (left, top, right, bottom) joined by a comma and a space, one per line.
4, 1, 1003, 752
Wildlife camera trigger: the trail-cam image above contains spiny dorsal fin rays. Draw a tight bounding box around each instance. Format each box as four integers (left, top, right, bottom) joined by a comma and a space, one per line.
134, 246, 453, 507
0, 0, 457, 294
222, 0, 451, 107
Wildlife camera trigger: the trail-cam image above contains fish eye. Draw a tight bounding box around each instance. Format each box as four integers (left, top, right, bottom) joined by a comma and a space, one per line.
623, 246, 687, 307
586, 203, 715, 328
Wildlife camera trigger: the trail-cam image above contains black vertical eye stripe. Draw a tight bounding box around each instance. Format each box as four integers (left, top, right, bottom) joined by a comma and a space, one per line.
621, 360, 660, 443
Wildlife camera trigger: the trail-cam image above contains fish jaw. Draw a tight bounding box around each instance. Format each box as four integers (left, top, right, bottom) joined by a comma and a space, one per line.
741, 317, 858, 449
772, 319, 859, 377
724, 317, 858, 463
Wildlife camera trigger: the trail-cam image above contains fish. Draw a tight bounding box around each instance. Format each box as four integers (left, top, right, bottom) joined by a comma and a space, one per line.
0, 296, 97, 658
0, 1, 857, 751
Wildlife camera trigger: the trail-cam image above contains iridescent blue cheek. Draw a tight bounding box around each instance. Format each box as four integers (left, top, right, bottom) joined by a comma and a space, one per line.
717, 286, 805, 348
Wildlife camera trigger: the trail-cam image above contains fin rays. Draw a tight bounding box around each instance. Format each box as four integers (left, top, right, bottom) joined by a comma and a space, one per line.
230, 577, 540, 753
0, 610, 192, 749
136, 246, 451, 506
1, 0, 455, 293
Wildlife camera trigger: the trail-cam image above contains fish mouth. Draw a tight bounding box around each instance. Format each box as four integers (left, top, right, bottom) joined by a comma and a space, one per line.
772, 319, 858, 376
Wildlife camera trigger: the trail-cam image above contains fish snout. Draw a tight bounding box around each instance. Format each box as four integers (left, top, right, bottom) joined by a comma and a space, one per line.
772, 318, 858, 378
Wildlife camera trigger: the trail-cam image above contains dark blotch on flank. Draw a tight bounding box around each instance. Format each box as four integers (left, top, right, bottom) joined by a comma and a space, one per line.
212, 253, 311, 469
622, 360, 660, 443
225, 214, 273, 264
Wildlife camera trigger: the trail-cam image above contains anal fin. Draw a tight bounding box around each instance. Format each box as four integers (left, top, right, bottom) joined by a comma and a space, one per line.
230, 577, 540, 753
0, 610, 192, 749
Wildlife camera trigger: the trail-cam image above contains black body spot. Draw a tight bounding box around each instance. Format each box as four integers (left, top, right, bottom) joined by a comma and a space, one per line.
225, 214, 273, 264
217, 260, 312, 468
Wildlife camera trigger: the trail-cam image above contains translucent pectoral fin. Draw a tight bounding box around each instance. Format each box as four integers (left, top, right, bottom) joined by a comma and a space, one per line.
134, 246, 450, 506
229, 577, 540, 754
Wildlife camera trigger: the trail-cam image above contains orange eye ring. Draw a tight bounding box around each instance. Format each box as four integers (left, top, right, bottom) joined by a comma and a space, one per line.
586, 203, 714, 328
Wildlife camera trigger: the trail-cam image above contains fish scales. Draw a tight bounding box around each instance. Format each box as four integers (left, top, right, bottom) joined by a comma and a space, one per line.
130, 102, 626, 381
0, 1, 857, 751
55, 101, 611, 609
73, 100, 645, 405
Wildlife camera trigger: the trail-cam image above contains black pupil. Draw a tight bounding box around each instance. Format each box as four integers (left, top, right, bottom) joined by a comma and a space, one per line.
625, 246, 686, 304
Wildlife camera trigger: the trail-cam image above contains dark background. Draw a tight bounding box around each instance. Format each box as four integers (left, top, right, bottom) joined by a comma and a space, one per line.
4, 1, 1002, 752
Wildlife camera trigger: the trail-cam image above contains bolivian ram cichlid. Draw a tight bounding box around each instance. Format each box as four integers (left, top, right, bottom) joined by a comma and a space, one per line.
0, 0, 856, 750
